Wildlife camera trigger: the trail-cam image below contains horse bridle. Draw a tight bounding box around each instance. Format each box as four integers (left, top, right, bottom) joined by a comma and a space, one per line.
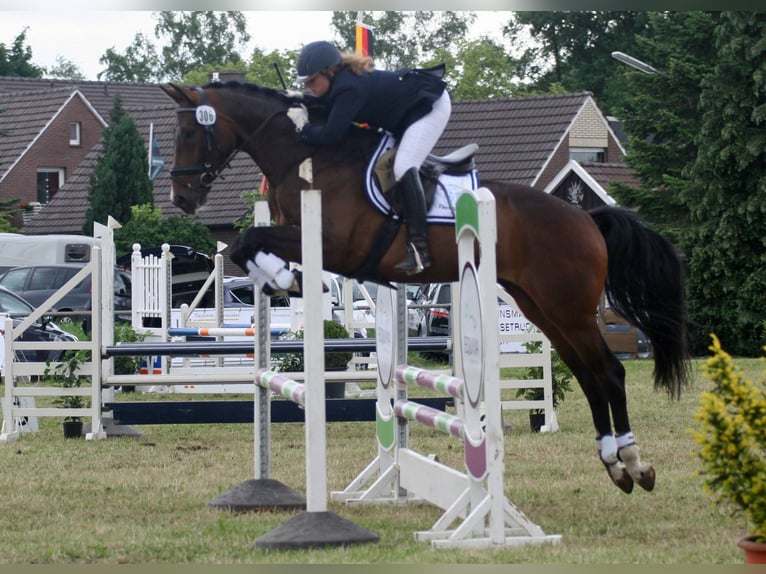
169, 86, 287, 192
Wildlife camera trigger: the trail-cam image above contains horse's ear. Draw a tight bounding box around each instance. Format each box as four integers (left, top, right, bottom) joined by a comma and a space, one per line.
161, 83, 195, 106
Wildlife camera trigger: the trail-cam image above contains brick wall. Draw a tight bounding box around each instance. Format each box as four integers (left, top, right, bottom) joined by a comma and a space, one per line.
0, 96, 103, 228
536, 140, 570, 190
569, 99, 608, 148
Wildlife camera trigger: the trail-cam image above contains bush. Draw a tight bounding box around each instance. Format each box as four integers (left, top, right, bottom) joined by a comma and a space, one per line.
273, 319, 353, 371
514, 341, 574, 414
693, 334, 766, 541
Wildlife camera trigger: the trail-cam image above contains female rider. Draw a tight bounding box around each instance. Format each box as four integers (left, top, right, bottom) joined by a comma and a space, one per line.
295, 40, 451, 275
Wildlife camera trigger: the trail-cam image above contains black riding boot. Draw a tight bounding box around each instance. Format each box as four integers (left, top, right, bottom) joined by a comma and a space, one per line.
393, 167, 431, 275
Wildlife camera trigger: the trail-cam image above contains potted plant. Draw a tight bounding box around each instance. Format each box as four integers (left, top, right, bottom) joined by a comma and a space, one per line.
515, 341, 574, 432
273, 319, 353, 399
43, 349, 90, 438
693, 334, 766, 564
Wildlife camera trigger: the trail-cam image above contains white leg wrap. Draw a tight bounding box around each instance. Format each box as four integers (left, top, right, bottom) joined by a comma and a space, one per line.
254, 252, 294, 290
616, 431, 636, 449
597, 434, 618, 464
246, 260, 272, 290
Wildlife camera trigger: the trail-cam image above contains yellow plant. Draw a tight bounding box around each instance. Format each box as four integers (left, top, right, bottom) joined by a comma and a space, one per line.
693, 334, 766, 541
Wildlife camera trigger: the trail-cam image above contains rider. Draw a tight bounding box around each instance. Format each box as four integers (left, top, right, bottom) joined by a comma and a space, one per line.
295, 40, 451, 275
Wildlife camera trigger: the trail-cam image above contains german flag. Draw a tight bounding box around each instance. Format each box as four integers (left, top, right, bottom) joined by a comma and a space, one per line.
355, 22, 374, 58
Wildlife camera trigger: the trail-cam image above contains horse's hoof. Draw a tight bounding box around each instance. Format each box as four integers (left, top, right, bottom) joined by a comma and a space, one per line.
601, 459, 634, 494
617, 443, 655, 492
635, 465, 656, 492
611, 470, 635, 494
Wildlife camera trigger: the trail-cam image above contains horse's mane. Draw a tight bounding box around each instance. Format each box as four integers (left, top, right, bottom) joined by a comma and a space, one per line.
203, 80, 310, 108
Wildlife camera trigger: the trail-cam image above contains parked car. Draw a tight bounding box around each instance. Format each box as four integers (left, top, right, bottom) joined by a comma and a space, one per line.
405, 283, 429, 337
0, 264, 131, 333
171, 276, 290, 310
598, 302, 652, 359
420, 282, 452, 338
170, 276, 292, 336
0, 286, 78, 369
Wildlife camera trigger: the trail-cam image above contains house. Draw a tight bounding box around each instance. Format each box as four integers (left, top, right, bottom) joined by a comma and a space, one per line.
1, 76, 637, 276
0, 77, 168, 229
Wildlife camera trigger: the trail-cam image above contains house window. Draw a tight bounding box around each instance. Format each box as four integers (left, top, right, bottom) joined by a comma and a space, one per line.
69, 122, 81, 146
36, 169, 64, 204
570, 147, 605, 163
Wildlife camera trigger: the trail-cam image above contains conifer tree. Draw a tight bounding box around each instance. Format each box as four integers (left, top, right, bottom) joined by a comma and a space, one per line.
683, 12, 766, 356
83, 95, 153, 234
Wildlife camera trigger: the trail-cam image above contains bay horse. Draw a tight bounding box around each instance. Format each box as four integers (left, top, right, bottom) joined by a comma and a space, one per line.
161, 81, 691, 495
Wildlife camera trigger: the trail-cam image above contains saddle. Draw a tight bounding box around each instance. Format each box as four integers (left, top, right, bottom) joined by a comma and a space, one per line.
374, 143, 479, 211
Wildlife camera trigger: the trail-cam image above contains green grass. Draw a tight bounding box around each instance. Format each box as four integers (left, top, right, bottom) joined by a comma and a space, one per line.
0, 356, 759, 563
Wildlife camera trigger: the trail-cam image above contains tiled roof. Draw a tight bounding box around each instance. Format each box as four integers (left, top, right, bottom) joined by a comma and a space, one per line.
0, 76, 168, 120
22, 104, 262, 234
580, 161, 641, 190
8, 80, 603, 234
435, 92, 590, 185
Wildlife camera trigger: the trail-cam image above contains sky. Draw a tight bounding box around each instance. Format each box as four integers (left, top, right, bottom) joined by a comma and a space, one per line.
1, 11, 513, 81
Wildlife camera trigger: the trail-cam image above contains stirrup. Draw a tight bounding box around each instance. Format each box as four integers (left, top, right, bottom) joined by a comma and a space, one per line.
394, 243, 430, 275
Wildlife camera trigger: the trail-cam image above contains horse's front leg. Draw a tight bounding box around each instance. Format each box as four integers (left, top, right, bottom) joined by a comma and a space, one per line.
230, 225, 303, 295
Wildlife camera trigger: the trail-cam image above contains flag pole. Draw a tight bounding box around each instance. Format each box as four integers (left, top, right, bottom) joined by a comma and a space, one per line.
147, 122, 154, 179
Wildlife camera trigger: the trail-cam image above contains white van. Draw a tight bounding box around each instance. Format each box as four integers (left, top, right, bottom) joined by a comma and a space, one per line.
0, 234, 99, 274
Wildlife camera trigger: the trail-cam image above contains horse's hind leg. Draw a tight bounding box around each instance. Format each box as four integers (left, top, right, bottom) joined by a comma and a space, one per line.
506, 285, 653, 493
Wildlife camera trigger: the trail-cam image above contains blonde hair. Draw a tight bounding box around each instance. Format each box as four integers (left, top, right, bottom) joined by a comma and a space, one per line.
340, 52, 375, 75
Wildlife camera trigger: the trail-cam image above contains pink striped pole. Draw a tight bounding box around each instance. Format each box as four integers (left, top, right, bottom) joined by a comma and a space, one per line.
256, 368, 305, 405
395, 365, 464, 400
393, 399, 465, 440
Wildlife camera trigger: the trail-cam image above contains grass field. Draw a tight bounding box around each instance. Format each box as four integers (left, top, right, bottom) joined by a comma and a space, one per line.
0, 355, 759, 564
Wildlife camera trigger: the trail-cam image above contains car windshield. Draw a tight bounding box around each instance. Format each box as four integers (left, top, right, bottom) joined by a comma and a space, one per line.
0, 290, 33, 314
352, 281, 378, 302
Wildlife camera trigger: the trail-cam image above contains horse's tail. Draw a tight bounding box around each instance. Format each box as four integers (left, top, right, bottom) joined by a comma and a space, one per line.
589, 206, 691, 398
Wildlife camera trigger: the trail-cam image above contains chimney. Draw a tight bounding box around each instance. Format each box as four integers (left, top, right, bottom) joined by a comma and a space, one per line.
209, 70, 246, 84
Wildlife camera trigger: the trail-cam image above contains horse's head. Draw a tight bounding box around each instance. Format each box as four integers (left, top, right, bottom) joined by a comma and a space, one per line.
161, 83, 242, 214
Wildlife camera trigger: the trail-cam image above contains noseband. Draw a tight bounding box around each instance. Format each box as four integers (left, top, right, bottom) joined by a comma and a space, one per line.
169, 86, 288, 193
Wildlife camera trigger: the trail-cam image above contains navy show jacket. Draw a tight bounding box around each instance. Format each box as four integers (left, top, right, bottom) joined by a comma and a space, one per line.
300, 66, 447, 146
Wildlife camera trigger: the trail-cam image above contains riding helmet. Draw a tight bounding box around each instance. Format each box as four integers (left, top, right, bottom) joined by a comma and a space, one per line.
296, 41, 342, 82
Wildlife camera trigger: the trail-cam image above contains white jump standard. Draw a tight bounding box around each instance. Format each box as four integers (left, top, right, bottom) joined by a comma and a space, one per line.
332, 187, 561, 548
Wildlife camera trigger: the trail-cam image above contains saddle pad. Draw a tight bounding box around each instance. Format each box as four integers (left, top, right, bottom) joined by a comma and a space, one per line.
364, 134, 480, 225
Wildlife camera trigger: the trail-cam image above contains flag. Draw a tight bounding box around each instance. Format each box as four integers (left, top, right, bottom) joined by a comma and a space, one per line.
148, 123, 165, 181
355, 22, 374, 58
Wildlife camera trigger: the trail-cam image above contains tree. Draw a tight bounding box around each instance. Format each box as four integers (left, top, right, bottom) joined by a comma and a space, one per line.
99, 11, 250, 82
0, 199, 22, 232
502, 12, 652, 113
0, 28, 44, 77
46, 56, 85, 81
608, 12, 719, 244
83, 95, 153, 234
114, 204, 215, 258
331, 11, 475, 71
99, 33, 162, 82
683, 12, 766, 356
430, 38, 523, 100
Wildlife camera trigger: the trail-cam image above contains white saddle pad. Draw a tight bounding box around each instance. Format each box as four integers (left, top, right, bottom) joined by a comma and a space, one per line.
364, 134, 480, 224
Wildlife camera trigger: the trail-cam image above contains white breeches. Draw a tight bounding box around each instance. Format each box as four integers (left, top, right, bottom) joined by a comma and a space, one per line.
393, 91, 452, 181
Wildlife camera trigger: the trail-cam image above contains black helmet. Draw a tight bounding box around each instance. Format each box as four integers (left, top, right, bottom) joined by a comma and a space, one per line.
296, 41, 342, 82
